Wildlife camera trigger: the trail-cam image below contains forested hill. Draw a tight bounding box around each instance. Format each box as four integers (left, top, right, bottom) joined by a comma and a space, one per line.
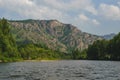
0, 18, 120, 62
9, 19, 102, 52
87, 32, 120, 60
0, 19, 68, 62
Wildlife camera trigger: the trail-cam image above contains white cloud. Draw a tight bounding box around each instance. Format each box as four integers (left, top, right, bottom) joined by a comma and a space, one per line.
0, 0, 66, 20
92, 19, 100, 25
85, 6, 98, 15
78, 14, 89, 21
0, 0, 98, 24
99, 4, 120, 20
76, 14, 100, 25
36, 0, 97, 15
0, 0, 100, 28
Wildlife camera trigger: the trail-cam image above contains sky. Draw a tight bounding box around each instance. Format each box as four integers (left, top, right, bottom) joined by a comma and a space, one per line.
0, 0, 120, 35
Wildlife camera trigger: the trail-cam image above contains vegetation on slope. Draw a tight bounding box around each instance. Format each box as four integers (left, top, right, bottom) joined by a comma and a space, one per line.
72, 32, 120, 60
0, 18, 20, 62
0, 18, 120, 62
10, 19, 101, 53
87, 32, 120, 60
0, 19, 71, 62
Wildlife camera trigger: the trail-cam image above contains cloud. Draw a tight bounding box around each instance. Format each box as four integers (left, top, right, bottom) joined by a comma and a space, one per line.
42, 0, 97, 15
76, 14, 100, 25
0, 0, 97, 19
0, 0, 98, 24
0, 0, 67, 20
78, 14, 89, 21
92, 19, 100, 25
85, 5, 98, 15
99, 4, 120, 20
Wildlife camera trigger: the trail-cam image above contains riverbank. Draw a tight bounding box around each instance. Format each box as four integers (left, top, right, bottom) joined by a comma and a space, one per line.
23, 60, 60, 62
0, 59, 62, 63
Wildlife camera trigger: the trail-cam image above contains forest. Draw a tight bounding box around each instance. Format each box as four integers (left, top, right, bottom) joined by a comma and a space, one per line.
87, 32, 120, 60
0, 18, 71, 62
72, 32, 120, 60
0, 18, 120, 62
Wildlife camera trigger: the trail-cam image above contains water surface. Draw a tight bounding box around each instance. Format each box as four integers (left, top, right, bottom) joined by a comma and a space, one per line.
0, 60, 120, 80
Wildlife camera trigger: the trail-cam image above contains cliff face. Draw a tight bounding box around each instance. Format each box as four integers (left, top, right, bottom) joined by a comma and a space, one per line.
9, 19, 102, 52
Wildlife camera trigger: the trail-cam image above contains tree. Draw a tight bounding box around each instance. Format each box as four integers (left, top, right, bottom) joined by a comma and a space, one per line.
71, 49, 87, 59
0, 18, 20, 62
87, 40, 109, 60
108, 32, 120, 60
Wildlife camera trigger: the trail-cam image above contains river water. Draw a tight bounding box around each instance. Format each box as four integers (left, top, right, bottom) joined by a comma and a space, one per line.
0, 60, 120, 80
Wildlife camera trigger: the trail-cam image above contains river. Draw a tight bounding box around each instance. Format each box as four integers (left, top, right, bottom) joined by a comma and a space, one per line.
0, 60, 120, 80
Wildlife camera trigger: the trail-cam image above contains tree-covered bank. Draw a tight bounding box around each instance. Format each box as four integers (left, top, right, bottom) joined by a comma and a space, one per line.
87, 32, 120, 60
0, 18, 21, 62
0, 18, 120, 62
72, 32, 120, 60
0, 18, 71, 62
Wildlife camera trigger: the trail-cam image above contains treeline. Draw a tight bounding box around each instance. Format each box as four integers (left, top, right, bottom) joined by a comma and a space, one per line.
18, 43, 71, 60
0, 18, 20, 62
0, 18, 70, 62
72, 32, 120, 60
0, 18, 120, 62
87, 33, 120, 60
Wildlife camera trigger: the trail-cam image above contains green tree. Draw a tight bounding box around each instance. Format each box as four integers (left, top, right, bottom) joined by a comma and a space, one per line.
71, 49, 87, 59
108, 32, 120, 60
87, 40, 109, 60
0, 18, 20, 62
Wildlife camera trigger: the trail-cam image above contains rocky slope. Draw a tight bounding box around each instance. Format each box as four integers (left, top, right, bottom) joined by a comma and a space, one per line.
9, 19, 102, 52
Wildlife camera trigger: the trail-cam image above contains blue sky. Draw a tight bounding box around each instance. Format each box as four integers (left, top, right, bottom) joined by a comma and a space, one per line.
0, 0, 120, 35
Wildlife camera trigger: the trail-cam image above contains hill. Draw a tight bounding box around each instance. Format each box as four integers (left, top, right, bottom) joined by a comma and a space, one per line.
9, 19, 102, 52
102, 33, 116, 40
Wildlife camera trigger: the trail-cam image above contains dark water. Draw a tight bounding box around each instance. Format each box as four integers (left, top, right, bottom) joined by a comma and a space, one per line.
0, 60, 120, 80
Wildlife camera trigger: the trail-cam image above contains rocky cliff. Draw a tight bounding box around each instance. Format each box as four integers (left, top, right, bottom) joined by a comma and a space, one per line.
9, 19, 102, 52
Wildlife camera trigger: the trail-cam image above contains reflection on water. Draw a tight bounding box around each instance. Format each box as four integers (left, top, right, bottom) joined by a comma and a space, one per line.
0, 60, 120, 80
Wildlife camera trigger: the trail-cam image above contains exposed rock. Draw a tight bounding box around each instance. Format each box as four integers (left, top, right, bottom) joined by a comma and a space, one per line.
9, 19, 102, 52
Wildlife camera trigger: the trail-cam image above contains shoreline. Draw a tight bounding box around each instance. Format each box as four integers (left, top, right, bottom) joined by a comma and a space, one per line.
1, 59, 120, 63
23, 60, 60, 62
0, 58, 63, 63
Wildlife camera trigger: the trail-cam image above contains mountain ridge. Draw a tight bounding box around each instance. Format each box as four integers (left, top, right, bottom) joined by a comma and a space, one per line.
9, 19, 102, 52
101, 33, 116, 40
